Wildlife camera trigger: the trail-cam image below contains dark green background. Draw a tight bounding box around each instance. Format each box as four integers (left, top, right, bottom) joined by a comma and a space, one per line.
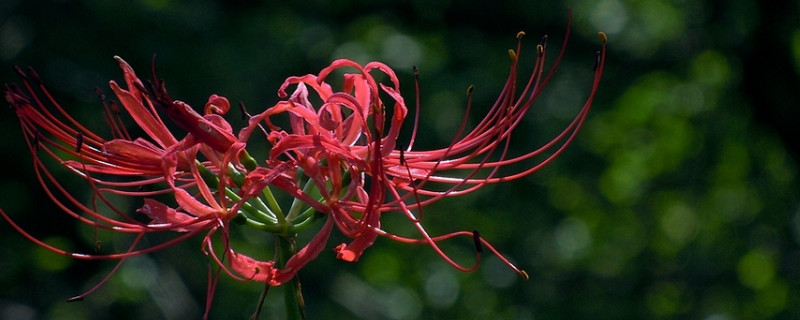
2, 0, 799, 319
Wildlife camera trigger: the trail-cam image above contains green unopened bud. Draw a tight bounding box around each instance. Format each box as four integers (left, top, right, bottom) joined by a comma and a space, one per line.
196, 160, 219, 190
240, 150, 258, 172
227, 163, 246, 187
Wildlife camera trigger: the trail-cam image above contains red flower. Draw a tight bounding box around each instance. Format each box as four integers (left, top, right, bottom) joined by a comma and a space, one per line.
241, 27, 608, 278
1, 18, 607, 318
3, 56, 219, 234
1, 57, 258, 313
0, 55, 387, 314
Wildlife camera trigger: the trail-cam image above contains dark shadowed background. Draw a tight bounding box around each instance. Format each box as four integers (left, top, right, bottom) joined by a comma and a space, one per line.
2, 0, 799, 319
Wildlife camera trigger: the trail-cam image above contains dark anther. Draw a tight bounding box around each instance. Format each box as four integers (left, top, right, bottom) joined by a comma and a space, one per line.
75, 132, 84, 153
134, 81, 148, 96
109, 100, 120, 114
466, 85, 475, 96
5, 83, 30, 106
239, 101, 248, 121
144, 79, 173, 113
399, 144, 406, 165
95, 87, 106, 102
413, 66, 419, 80
156, 80, 171, 103
593, 51, 601, 72
472, 230, 483, 253
27, 67, 42, 84
13, 65, 26, 79
540, 35, 548, 48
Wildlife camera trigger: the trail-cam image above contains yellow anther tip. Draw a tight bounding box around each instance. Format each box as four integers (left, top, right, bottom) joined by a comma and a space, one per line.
508, 49, 518, 63
598, 31, 608, 43
516, 31, 526, 39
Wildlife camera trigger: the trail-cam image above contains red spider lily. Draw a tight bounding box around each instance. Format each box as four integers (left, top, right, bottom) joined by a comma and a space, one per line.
0, 56, 290, 316
1, 17, 607, 319
2, 56, 222, 238
237, 59, 405, 264
236, 27, 608, 279
1, 54, 386, 316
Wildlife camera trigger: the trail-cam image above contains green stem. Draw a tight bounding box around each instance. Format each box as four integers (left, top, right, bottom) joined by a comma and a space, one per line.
275, 235, 304, 320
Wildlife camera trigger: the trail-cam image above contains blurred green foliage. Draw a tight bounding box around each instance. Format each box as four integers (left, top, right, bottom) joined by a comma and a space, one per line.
1, 0, 799, 319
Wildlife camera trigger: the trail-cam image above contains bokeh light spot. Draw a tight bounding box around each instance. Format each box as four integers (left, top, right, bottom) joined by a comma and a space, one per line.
425, 265, 460, 308
554, 217, 592, 261
34, 237, 73, 272
737, 249, 776, 290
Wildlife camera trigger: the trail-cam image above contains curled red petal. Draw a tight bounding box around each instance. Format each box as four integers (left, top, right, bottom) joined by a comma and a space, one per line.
333, 208, 381, 262
333, 230, 378, 262
229, 252, 277, 282
166, 100, 237, 153
204, 94, 230, 115
137, 199, 201, 232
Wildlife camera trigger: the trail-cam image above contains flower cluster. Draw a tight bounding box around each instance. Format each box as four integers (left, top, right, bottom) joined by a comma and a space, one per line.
2, 25, 606, 316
